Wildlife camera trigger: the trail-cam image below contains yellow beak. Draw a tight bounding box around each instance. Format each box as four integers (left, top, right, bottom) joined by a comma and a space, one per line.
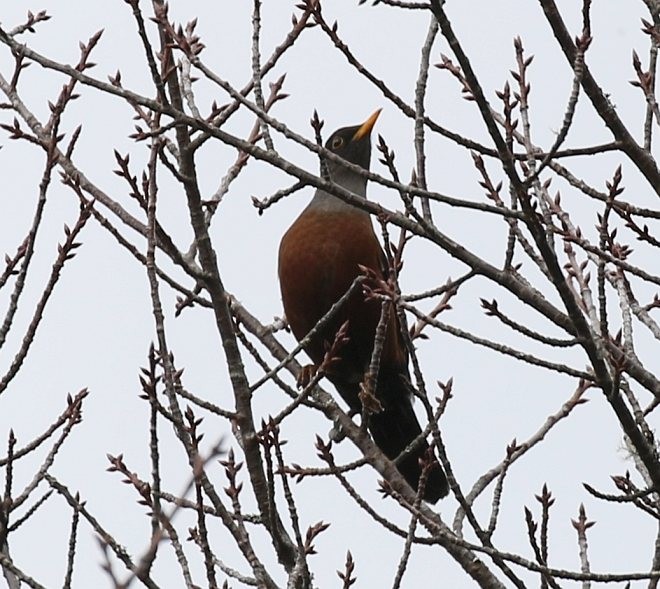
352, 109, 382, 141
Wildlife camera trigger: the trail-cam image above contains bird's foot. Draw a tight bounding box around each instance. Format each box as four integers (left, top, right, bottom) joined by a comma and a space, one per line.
296, 364, 319, 389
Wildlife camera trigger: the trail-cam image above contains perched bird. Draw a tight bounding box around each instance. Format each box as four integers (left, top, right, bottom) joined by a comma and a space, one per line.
278, 110, 448, 503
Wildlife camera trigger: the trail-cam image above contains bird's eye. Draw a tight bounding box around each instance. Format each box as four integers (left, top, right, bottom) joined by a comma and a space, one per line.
331, 136, 344, 150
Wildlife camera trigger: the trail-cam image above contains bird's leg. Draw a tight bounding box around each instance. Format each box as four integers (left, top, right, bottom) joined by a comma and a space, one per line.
296, 364, 319, 389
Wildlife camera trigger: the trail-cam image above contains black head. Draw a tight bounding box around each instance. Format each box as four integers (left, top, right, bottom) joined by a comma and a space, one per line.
324, 109, 381, 173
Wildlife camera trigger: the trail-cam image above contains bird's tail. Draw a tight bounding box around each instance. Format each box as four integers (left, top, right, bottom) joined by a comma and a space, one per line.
369, 370, 449, 503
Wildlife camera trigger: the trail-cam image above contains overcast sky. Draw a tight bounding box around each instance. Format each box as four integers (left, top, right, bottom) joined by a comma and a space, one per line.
0, 1, 658, 587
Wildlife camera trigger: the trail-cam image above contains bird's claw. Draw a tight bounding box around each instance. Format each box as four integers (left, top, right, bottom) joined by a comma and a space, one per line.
297, 364, 318, 389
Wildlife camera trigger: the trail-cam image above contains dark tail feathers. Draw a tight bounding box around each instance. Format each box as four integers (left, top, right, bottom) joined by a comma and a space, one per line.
369, 371, 449, 503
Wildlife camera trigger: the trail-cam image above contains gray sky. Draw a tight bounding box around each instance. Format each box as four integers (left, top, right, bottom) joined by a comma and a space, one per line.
0, 1, 658, 587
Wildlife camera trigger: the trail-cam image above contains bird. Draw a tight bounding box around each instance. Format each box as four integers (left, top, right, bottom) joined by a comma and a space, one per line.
278, 110, 449, 503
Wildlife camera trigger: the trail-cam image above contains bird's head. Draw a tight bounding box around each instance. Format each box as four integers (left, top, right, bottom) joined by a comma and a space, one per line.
323, 109, 381, 187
